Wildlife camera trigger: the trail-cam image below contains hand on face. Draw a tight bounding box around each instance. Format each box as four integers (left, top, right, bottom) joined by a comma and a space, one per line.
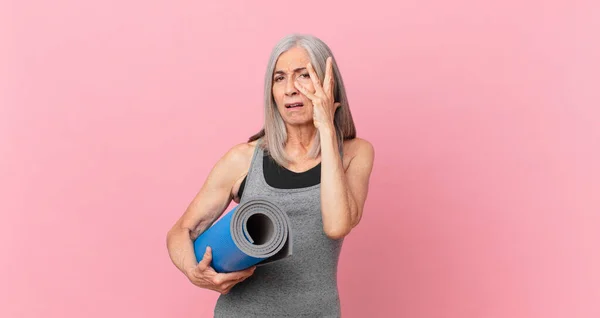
294, 57, 340, 132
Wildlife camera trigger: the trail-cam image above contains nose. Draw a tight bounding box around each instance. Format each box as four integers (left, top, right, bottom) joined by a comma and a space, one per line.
284, 78, 298, 97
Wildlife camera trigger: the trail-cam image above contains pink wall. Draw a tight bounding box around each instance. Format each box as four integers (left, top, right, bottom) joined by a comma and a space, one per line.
2, 0, 599, 317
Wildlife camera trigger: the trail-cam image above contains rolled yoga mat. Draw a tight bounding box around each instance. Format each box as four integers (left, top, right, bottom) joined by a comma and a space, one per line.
193, 198, 293, 273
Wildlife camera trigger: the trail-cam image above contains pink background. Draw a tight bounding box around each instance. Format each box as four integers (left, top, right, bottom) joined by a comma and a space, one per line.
2, 0, 599, 317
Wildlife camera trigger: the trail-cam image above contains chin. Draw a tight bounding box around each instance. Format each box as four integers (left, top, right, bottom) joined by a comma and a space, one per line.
282, 116, 313, 126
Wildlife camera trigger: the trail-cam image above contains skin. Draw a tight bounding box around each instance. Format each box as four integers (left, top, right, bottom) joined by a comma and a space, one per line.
166, 46, 375, 294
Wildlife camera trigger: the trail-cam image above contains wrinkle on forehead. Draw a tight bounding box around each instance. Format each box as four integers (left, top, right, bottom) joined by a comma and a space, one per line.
275, 47, 311, 73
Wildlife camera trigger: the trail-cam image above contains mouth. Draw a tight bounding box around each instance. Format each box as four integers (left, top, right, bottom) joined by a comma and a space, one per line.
285, 102, 304, 109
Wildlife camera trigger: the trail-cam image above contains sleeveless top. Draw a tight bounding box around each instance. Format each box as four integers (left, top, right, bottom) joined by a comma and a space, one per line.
213, 138, 344, 318
237, 147, 321, 199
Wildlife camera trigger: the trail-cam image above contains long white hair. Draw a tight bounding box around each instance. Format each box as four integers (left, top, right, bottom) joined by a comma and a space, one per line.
248, 34, 356, 166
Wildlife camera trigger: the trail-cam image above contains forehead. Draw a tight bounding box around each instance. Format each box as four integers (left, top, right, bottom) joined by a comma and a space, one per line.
275, 47, 310, 71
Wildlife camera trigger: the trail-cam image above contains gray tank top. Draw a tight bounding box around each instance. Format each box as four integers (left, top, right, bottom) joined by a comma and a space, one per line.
213, 138, 344, 318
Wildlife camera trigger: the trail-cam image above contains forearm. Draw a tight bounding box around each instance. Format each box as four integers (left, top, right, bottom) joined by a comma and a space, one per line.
319, 127, 358, 239
166, 226, 203, 275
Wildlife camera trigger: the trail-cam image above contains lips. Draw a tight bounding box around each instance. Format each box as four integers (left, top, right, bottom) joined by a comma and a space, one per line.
285, 102, 304, 108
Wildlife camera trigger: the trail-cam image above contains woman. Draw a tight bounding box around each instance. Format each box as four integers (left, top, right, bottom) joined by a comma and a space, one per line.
166, 33, 375, 317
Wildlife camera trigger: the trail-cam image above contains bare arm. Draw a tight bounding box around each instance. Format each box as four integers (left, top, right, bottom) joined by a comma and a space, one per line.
293, 57, 375, 240
320, 133, 375, 239
166, 143, 252, 275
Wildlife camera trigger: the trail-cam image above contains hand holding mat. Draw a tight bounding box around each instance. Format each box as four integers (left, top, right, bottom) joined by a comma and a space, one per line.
186, 246, 256, 294
193, 198, 293, 273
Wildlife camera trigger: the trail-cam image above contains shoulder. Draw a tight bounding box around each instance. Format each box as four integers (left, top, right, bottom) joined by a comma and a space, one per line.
205, 140, 258, 193
220, 140, 260, 203
219, 140, 259, 170
343, 137, 375, 164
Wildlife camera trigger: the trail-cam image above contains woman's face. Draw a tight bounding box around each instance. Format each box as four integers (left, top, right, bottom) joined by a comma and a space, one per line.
272, 47, 316, 126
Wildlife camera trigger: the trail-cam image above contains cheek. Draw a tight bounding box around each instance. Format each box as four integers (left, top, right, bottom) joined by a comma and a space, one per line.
272, 86, 283, 102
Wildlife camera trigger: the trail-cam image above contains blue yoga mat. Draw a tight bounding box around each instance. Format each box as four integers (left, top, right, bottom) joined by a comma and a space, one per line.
193, 198, 293, 273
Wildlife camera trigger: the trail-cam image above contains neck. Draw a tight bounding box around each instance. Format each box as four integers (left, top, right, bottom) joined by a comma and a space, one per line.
284, 123, 318, 159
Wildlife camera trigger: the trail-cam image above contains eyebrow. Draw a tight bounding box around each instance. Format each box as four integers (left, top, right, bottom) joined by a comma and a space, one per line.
274, 67, 307, 75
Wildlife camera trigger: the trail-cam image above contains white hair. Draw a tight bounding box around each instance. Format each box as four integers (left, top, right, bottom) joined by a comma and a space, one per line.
248, 34, 356, 166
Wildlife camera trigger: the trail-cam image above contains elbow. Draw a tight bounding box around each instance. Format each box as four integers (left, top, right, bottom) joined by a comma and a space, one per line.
350, 214, 361, 228
324, 229, 347, 240
323, 209, 361, 240
324, 223, 352, 240
165, 226, 177, 248
166, 223, 190, 247
166, 222, 180, 239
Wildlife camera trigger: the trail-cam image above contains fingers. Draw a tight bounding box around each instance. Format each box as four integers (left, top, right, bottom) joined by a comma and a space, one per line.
323, 57, 334, 97
305, 57, 335, 103
217, 266, 256, 283
294, 81, 316, 100
186, 247, 258, 295
197, 246, 213, 271
306, 62, 323, 93
213, 266, 256, 294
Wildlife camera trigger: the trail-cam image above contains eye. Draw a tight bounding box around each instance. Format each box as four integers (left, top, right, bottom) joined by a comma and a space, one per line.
299, 73, 310, 79
274, 76, 284, 82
